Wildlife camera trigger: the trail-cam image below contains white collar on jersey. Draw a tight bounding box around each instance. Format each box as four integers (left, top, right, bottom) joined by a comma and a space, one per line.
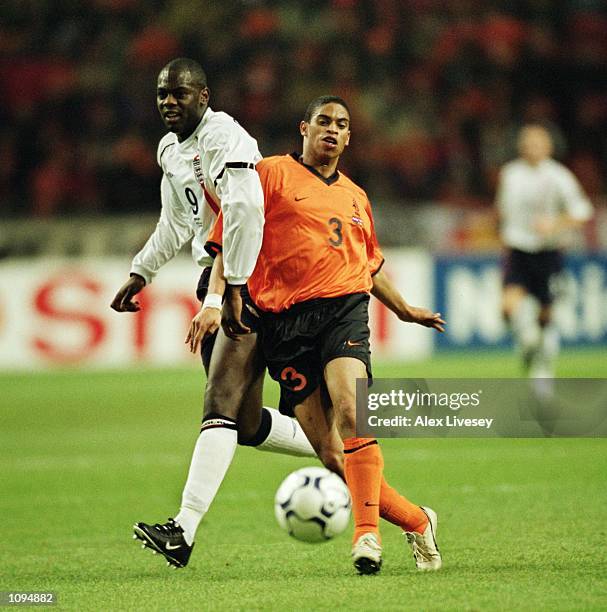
520, 157, 552, 171
177, 107, 215, 150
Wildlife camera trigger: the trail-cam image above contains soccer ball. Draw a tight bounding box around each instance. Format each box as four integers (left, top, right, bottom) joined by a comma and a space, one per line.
274, 466, 351, 543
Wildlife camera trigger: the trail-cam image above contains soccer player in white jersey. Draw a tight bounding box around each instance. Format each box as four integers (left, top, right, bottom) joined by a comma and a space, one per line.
496, 124, 593, 377
110, 58, 316, 568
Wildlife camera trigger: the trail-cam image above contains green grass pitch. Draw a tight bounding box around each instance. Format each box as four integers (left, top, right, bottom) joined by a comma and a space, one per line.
1, 349, 606, 611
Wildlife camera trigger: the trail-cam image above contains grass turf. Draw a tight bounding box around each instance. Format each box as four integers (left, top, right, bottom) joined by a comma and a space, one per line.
1, 349, 606, 611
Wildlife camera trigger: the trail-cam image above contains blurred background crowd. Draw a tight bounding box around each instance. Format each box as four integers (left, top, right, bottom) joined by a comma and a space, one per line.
1, 0, 605, 225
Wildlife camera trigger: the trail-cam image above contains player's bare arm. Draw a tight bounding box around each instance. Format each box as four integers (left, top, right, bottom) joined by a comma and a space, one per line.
371, 269, 445, 332
222, 284, 250, 339
534, 213, 589, 238
110, 274, 146, 312
186, 253, 226, 353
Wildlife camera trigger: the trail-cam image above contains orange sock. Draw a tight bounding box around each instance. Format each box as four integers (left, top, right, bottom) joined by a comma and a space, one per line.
380, 478, 428, 534
343, 437, 383, 544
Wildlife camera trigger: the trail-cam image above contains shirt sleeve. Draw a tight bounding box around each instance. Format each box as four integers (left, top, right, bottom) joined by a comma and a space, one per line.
202, 122, 264, 285
365, 198, 384, 275
559, 168, 594, 222
130, 174, 194, 285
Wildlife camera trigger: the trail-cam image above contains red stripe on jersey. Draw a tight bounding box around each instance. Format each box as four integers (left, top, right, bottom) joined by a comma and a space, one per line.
203, 187, 220, 215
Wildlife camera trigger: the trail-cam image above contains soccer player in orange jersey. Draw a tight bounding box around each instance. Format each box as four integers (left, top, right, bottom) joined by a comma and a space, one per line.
203, 96, 444, 574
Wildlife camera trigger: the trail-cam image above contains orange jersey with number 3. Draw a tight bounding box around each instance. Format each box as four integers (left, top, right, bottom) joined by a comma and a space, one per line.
207, 154, 384, 312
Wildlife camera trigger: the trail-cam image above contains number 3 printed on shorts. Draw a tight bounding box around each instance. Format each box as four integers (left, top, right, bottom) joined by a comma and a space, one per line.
280, 366, 307, 391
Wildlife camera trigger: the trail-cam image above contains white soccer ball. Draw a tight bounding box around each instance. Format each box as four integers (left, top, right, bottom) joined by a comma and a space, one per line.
274, 466, 351, 543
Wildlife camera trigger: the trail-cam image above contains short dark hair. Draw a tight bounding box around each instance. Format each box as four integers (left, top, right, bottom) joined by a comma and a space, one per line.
160, 58, 208, 89
303, 95, 350, 123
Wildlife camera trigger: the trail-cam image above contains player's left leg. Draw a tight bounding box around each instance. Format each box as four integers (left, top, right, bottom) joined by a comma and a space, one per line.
503, 284, 543, 371
502, 250, 543, 371
324, 356, 441, 572
196, 265, 314, 457
230, 286, 315, 458
236, 354, 316, 458
529, 304, 559, 378
528, 251, 563, 379
323, 356, 383, 574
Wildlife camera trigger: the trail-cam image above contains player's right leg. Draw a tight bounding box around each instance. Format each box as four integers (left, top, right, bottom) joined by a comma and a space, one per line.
530, 304, 558, 379
134, 330, 316, 568
293, 389, 344, 477
528, 251, 563, 379
171, 328, 261, 550
502, 249, 544, 371
133, 326, 248, 568
503, 283, 541, 370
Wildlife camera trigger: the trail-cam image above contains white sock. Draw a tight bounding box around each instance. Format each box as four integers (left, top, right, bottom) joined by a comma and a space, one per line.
530, 324, 559, 378
254, 407, 316, 458
175, 417, 237, 545
511, 296, 541, 353
540, 324, 560, 361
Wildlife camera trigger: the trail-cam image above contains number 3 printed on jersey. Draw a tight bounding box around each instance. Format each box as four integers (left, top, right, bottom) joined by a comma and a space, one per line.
328, 217, 343, 247
185, 187, 199, 215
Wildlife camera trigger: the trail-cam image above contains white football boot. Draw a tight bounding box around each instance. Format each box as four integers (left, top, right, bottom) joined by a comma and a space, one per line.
352, 532, 382, 575
405, 506, 442, 571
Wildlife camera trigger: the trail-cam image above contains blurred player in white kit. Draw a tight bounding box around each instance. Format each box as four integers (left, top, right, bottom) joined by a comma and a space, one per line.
496, 124, 593, 377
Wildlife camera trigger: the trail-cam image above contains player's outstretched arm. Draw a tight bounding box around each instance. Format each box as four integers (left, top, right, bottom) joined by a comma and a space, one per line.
110, 274, 146, 312
371, 269, 445, 333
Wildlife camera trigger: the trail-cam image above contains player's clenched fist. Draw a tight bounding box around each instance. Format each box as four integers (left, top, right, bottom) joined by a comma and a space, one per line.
110, 274, 146, 312
186, 307, 221, 354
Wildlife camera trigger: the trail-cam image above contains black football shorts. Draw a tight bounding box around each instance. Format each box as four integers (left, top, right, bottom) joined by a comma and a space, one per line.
258, 293, 372, 417
502, 248, 563, 305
